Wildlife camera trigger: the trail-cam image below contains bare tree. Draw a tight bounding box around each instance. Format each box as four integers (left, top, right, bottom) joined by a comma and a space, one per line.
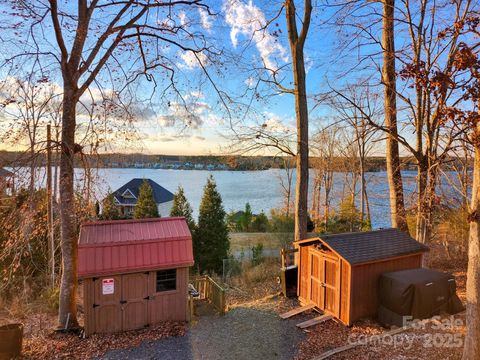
397, 0, 473, 246
310, 156, 323, 228
311, 125, 338, 232
331, 0, 473, 248
0, 75, 58, 199
329, 85, 381, 226
379, 0, 407, 232
227, 0, 312, 243
277, 157, 295, 217
3, 0, 217, 329
438, 14, 480, 359
285, 0, 312, 242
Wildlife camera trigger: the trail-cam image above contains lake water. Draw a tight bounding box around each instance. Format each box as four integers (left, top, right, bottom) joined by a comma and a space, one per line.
13, 167, 464, 229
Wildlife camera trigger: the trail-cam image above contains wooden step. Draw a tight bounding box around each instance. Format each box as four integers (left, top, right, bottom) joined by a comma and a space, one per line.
296, 314, 333, 329
279, 303, 315, 319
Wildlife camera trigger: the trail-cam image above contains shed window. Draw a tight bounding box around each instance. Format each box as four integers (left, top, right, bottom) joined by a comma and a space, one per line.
156, 269, 176, 292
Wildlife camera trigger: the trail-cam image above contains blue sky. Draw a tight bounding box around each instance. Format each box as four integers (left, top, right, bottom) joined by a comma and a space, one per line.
0, 0, 471, 156
129, 0, 376, 155
0, 0, 373, 155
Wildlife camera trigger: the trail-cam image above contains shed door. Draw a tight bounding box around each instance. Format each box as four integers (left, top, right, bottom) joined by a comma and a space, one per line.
308, 251, 323, 308
321, 256, 339, 315
93, 275, 122, 334
308, 248, 339, 316
121, 273, 149, 331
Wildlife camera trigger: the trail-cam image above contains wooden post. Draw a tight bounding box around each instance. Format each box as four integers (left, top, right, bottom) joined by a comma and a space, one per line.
47, 124, 55, 287
221, 288, 226, 315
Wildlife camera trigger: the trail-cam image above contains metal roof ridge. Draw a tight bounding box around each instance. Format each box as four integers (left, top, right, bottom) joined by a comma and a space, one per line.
78, 236, 192, 248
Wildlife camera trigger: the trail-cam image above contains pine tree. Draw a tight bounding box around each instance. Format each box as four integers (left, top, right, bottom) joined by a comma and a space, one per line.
133, 180, 159, 219
170, 186, 195, 230
239, 202, 253, 231
100, 192, 120, 220
194, 175, 229, 274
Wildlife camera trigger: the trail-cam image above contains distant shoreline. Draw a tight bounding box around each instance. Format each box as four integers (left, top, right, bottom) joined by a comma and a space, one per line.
1, 151, 472, 172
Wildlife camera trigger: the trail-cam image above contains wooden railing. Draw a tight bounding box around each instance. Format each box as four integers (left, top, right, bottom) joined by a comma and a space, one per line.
193, 275, 226, 315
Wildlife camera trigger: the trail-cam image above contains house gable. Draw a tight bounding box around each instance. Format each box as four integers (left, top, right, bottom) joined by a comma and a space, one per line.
110, 178, 174, 207
121, 188, 136, 199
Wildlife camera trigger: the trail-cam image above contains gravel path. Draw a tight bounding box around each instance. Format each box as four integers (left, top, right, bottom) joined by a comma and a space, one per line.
100, 307, 305, 360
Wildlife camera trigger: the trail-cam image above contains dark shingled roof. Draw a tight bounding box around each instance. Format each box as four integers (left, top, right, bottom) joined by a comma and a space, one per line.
0, 168, 13, 177
319, 228, 428, 265
112, 178, 174, 206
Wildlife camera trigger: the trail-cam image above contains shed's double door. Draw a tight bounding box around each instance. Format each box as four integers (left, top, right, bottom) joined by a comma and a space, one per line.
308, 248, 339, 316
93, 273, 149, 333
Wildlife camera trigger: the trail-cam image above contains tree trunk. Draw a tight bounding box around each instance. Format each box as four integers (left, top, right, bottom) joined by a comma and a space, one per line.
29, 147, 35, 199
293, 53, 309, 242
57, 87, 79, 329
285, 0, 311, 243
382, 0, 408, 232
416, 156, 428, 242
311, 171, 322, 227
324, 189, 330, 232
416, 157, 438, 268
364, 184, 372, 228
359, 154, 365, 224
286, 182, 291, 218
463, 123, 480, 360
324, 170, 333, 232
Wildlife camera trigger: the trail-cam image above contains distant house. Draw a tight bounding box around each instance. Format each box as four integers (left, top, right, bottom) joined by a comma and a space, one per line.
0, 168, 14, 196
111, 178, 174, 218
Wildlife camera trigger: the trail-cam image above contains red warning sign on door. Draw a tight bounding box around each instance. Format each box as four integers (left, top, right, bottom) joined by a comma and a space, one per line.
102, 278, 114, 295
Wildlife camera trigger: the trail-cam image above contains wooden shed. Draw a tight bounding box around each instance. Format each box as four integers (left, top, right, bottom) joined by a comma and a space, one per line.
296, 228, 428, 325
78, 217, 194, 336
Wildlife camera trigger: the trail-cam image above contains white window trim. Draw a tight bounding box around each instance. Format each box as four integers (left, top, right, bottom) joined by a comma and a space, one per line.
121, 188, 137, 199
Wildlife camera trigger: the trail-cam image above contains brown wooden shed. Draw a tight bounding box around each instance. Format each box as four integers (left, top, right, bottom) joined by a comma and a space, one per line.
78, 217, 194, 336
296, 228, 428, 325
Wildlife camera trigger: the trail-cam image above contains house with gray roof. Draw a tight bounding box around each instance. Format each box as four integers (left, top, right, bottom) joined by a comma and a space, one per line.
111, 178, 174, 218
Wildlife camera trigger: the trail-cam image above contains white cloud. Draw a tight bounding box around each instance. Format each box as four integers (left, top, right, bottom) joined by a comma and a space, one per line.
305, 54, 313, 74
199, 8, 212, 31
223, 0, 288, 70
189, 90, 204, 98
157, 101, 214, 129
262, 112, 294, 133
178, 51, 208, 70
178, 11, 188, 27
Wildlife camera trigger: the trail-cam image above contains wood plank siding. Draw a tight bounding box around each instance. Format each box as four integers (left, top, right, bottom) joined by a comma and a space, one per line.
296, 231, 426, 326
83, 267, 189, 336
349, 253, 423, 323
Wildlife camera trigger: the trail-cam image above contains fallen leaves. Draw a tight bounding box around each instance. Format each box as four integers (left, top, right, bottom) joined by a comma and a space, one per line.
21, 321, 187, 360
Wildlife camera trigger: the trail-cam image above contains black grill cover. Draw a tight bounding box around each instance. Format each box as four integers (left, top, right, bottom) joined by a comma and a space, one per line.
378, 268, 464, 327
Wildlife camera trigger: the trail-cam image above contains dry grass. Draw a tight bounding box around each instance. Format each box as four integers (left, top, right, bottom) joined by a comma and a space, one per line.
225, 258, 284, 306
229, 232, 288, 252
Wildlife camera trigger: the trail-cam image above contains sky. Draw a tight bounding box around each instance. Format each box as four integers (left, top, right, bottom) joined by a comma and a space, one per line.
0, 0, 469, 156
123, 0, 342, 156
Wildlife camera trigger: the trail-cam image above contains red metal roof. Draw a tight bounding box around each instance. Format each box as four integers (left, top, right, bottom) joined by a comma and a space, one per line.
78, 217, 194, 278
